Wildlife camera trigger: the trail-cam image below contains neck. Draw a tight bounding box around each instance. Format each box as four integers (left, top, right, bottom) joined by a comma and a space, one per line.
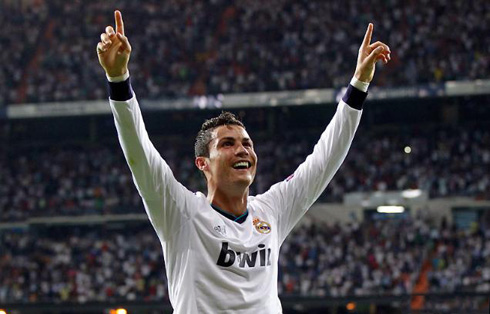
207, 187, 249, 217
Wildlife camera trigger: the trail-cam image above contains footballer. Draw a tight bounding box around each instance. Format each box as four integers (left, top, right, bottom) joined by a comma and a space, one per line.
97, 10, 390, 313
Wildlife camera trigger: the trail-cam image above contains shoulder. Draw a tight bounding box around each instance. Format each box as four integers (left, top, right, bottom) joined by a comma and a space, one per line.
248, 187, 283, 214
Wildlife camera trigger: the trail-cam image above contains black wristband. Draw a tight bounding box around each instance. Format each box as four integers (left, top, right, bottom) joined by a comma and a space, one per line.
342, 84, 367, 110
107, 77, 134, 101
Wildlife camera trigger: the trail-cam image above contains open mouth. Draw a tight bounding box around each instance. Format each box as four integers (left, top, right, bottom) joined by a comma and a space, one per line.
232, 161, 251, 170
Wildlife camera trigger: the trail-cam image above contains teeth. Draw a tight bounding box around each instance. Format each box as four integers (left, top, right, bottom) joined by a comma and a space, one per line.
233, 161, 249, 168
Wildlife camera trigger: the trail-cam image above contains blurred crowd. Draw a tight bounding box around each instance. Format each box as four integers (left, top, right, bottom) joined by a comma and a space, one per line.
0, 144, 142, 221
1, 0, 488, 106
0, 1, 48, 106
428, 220, 490, 294
279, 215, 490, 299
1, 123, 489, 222
328, 124, 490, 201
1, 215, 489, 303
0, 226, 168, 303
278, 218, 423, 297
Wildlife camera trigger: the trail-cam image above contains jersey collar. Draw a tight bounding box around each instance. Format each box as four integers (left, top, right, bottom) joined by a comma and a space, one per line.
210, 204, 248, 224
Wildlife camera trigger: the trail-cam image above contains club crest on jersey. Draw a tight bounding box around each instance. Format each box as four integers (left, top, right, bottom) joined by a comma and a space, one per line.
253, 217, 271, 234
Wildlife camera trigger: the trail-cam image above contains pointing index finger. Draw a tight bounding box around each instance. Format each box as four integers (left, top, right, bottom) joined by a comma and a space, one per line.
361, 23, 373, 48
115, 10, 124, 35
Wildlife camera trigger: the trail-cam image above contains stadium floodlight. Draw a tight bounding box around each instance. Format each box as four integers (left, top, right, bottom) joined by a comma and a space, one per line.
377, 205, 405, 213
401, 189, 422, 198
346, 302, 356, 311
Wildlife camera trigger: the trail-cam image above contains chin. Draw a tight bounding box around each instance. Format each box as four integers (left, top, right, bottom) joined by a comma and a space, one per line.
233, 176, 254, 188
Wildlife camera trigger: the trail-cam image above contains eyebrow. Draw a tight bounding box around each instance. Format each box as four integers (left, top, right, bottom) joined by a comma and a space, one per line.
218, 137, 253, 143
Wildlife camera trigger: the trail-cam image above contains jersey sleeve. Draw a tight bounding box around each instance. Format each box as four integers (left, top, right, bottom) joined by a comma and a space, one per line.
109, 79, 195, 242
255, 87, 364, 243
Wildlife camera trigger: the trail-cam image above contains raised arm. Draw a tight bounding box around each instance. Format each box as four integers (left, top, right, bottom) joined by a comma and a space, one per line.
96, 11, 193, 241
257, 24, 390, 242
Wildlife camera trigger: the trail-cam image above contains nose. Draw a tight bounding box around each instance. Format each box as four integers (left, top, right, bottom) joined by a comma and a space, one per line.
235, 143, 249, 157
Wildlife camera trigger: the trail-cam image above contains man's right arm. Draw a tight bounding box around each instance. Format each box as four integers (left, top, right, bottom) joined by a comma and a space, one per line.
108, 78, 192, 239
97, 11, 193, 241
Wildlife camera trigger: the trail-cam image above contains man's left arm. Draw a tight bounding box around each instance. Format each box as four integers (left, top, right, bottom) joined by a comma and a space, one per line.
256, 24, 391, 242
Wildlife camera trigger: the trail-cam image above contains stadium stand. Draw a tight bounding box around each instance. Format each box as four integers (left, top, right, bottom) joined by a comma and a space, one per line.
1, 215, 489, 304
0, 224, 168, 303
0, 0, 488, 106
2, 119, 489, 221
0, 0, 48, 106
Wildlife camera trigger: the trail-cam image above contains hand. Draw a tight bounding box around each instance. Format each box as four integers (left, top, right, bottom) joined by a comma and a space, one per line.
354, 23, 391, 83
97, 10, 132, 77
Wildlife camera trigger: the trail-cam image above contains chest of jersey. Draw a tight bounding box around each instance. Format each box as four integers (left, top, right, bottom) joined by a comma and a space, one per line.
191, 204, 278, 271
166, 198, 282, 311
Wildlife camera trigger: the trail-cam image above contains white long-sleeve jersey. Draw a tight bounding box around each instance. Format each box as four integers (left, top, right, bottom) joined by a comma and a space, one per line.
108, 78, 364, 313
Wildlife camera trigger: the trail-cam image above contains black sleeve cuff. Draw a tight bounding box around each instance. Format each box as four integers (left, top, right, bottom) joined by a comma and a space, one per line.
108, 77, 134, 101
342, 84, 367, 110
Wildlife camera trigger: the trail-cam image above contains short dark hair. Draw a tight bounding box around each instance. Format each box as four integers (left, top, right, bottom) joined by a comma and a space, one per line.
195, 111, 245, 158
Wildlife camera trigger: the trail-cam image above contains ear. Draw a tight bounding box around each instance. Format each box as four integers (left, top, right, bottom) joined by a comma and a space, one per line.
195, 156, 208, 171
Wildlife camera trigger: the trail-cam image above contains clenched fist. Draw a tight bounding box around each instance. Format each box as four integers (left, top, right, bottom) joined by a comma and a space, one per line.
97, 10, 132, 78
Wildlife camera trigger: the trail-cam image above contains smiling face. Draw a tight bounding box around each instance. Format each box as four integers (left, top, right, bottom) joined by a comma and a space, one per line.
195, 125, 257, 194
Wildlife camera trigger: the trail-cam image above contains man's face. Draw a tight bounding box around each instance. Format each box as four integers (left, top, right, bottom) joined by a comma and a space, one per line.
198, 125, 257, 191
